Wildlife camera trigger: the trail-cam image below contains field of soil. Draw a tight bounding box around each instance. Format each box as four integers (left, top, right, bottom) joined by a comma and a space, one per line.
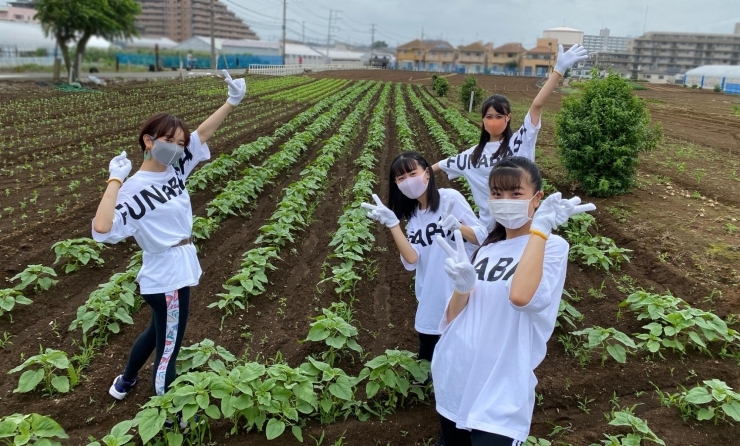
0, 71, 738, 446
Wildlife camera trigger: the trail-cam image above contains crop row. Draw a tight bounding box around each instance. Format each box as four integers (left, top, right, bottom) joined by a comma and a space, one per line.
210, 82, 381, 317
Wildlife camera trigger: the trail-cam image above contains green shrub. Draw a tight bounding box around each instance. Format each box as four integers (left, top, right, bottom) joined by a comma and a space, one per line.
714, 84, 722, 93
459, 75, 483, 110
432, 75, 450, 97
555, 70, 663, 197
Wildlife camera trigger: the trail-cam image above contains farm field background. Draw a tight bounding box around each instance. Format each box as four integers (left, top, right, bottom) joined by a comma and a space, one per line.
0, 70, 738, 445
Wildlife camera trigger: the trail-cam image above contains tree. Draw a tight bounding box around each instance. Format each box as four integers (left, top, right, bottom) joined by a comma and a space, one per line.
459, 75, 483, 110
372, 40, 388, 49
35, 0, 140, 78
555, 69, 663, 197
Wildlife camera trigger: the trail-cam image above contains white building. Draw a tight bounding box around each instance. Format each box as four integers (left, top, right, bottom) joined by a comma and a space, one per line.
284, 43, 325, 66
0, 21, 109, 66
583, 28, 631, 53
113, 36, 178, 50
543, 26, 584, 47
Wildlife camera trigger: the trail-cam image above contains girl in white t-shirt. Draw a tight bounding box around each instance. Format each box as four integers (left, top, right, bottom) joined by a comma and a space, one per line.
432, 45, 589, 231
433, 157, 595, 445
93, 71, 247, 402
361, 152, 487, 362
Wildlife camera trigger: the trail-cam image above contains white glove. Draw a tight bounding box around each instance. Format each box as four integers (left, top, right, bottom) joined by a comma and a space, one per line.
554, 44, 588, 74
436, 230, 476, 294
223, 69, 247, 106
108, 151, 132, 183
531, 192, 596, 237
361, 194, 400, 229
439, 198, 461, 233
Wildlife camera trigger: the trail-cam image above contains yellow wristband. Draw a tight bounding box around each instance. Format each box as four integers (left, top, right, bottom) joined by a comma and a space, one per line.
106, 178, 123, 186
553, 69, 564, 77
530, 229, 549, 240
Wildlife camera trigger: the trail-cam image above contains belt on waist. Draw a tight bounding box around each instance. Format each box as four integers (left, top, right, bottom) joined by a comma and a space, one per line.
172, 237, 192, 248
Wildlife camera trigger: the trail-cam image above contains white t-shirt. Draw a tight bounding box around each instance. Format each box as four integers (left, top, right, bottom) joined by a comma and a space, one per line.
401, 188, 488, 335
439, 112, 541, 231
92, 131, 210, 295
432, 234, 568, 442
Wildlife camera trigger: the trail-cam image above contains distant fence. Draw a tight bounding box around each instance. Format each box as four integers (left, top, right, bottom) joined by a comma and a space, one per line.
0, 55, 55, 67
115, 53, 283, 70
248, 63, 375, 76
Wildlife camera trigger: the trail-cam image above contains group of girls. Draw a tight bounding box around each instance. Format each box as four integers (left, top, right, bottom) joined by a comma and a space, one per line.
92, 44, 591, 445
362, 44, 592, 445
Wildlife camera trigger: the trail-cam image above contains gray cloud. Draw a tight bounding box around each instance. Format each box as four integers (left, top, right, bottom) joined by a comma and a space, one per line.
229, 0, 740, 48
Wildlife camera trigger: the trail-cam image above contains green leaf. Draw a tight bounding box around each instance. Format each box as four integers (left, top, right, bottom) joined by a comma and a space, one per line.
13, 432, 31, 445
697, 407, 715, 421
265, 418, 286, 440
15, 369, 44, 393
46, 352, 70, 370
684, 387, 712, 405
165, 432, 183, 446
51, 375, 70, 393
204, 404, 221, 420
722, 401, 740, 422
29, 414, 68, 438
291, 425, 304, 443
328, 376, 354, 401
366, 381, 380, 399
606, 344, 627, 363
109, 420, 134, 438
136, 408, 166, 444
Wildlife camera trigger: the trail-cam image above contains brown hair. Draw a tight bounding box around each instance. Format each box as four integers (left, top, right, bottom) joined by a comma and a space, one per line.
138, 113, 191, 154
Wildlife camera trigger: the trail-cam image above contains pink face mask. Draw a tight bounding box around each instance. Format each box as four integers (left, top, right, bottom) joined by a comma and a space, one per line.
398, 171, 429, 199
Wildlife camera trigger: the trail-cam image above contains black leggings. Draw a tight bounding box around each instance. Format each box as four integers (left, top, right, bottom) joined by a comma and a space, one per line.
418, 333, 440, 362
123, 287, 190, 396
439, 415, 520, 446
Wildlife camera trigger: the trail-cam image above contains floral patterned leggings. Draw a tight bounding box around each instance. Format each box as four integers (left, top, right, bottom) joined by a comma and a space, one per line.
122, 287, 190, 395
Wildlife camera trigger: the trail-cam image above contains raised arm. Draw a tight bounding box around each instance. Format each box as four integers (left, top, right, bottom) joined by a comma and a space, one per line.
528, 44, 588, 127
93, 152, 132, 234
196, 70, 247, 144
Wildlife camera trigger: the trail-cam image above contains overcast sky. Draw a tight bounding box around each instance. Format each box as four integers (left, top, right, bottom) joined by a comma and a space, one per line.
226, 0, 740, 48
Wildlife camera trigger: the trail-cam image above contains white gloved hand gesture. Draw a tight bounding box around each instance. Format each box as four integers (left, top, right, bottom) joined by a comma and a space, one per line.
531, 192, 596, 237
361, 194, 400, 229
223, 69, 247, 106
108, 151, 132, 184
436, 230, 477, 294
554, 44, 588, 74
439, 198, 461, 233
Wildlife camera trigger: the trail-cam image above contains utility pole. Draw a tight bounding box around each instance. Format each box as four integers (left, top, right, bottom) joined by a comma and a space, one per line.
210, 0, 216, 70
326, 10, 340, 65
281, 0, 287, 65
370, 24, 376, 63
302, 21, 305, 44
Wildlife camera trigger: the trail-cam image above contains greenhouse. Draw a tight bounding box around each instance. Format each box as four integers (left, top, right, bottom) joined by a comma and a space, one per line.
683, 65, 740, 94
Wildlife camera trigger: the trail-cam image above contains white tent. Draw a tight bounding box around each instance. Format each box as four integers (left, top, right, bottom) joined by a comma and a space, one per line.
683, 65, 740, 93
113, 36, 178, 50
284, 43, 325, 66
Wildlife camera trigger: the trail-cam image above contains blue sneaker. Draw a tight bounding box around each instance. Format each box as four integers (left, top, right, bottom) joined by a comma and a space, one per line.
109, 375, 137, 400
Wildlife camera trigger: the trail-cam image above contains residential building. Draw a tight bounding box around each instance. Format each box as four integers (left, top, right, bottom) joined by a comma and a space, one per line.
396, 39, 456, 71
591, 51, 632, 75
0, 0, 38, 23
629, 27, 740, 77
543, 26, 583, 48
135, 0, 258, 43
489, 42, 525, 73
583, 28, 631, 53
522, 38, 557, 76
457, 41, 493, 74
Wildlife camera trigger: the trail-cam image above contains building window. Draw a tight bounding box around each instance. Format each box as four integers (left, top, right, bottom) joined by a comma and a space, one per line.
658, 75, 664, 79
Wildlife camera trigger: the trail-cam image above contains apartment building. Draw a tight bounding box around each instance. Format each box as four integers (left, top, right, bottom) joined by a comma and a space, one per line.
136, 0, 258, 43
583, 28, 630, 53
457, 41, 493, 74
396, 39, 456, 71
489, 43, 525, 73
0, 0, 37, 23
629, 27, 740, 77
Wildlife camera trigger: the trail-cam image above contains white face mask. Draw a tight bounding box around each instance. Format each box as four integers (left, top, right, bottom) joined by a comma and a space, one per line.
488, 195, 537, 229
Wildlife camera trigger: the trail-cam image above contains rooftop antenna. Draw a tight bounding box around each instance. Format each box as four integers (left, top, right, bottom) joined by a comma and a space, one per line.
643, 5, 649, 34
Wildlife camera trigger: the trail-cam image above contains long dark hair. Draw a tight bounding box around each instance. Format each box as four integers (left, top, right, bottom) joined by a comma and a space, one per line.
472, 156, 543, 261
470, 95, 513, 167
388, 152, 440, 221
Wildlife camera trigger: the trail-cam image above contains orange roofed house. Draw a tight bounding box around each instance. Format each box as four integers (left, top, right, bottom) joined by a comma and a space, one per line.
457, 41, 494, 74
396, 39, 457, 71
489, 43, 526, 74
522, 38, 558, 76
